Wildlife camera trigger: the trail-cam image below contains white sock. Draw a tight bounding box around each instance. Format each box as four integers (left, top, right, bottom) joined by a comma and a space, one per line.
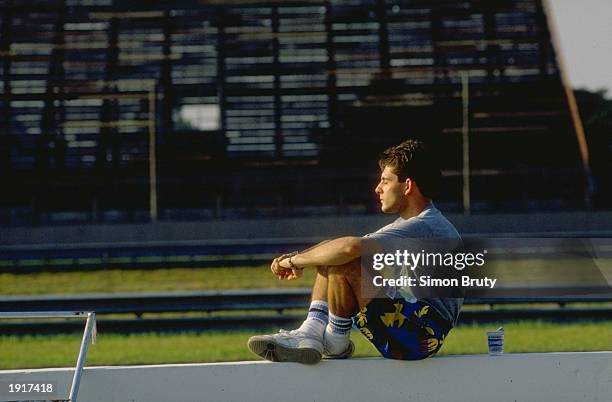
324, 312, 352, 354
297, 300, 328, 338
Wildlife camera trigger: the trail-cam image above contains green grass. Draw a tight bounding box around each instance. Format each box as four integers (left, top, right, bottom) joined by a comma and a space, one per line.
0, 266, 315, 295
1, 321, 610, 370
1, 264, 610, 370
1, 256, 610, 296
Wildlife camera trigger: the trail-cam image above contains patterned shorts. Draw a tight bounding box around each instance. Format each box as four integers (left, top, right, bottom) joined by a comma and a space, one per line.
352, 297, 452, 360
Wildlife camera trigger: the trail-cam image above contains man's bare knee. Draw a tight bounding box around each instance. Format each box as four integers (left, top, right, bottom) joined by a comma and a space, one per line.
328, 259, 361, 276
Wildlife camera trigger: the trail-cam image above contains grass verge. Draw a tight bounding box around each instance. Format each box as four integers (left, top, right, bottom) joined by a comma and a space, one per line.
0, 266, 314, 295
1, 321, 610, 370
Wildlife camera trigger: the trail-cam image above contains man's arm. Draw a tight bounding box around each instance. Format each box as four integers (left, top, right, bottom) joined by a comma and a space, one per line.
299, 239, 332, 254
283, 236, 362, 269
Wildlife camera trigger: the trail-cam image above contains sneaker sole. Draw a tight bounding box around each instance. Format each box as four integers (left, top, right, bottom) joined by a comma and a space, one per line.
323, 340, 355, 359
248, 336, 322, 365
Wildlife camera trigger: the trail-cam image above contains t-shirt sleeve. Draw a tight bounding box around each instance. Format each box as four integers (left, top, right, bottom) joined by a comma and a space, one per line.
362, 219, 435, 256
364, 218, 433, 242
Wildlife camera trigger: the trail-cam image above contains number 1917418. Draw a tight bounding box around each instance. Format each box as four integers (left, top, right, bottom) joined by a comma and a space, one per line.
9, 383, 54, 393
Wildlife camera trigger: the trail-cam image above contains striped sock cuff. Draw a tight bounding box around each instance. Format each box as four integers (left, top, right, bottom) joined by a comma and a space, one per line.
329, 312, 353, 335
307, 300, 329, 325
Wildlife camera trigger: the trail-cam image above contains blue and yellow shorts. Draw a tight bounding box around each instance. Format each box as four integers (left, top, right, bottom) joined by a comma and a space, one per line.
352, 297, 452, 360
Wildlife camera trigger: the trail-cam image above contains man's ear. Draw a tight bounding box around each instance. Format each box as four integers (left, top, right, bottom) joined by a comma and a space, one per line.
404, 178, 413, 195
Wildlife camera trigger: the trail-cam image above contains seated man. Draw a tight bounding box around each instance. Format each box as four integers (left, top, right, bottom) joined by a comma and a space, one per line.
247, 139, 462, 364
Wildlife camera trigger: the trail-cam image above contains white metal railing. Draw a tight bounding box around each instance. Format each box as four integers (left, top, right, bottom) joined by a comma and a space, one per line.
0, 311, 96, 402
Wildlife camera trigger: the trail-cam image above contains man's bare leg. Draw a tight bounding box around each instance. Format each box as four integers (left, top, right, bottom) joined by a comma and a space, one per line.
295, 266, 330, 337
328, 258, 375, 314
311, 265, 329, 302
324, 258, 375, 356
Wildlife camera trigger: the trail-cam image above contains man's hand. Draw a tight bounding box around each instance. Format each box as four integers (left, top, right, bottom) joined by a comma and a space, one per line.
269, 236, 362, 281
270, 253, 303, 281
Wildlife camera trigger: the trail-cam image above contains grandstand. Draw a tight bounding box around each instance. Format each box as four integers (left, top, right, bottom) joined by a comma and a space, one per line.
0, 0, 590, 226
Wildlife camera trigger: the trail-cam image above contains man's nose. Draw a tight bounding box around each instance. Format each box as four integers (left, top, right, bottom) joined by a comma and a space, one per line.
375, 183, 382, 194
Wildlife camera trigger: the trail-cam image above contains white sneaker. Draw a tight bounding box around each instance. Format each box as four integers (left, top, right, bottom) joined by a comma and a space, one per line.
247, 329, 324, 364
323, 339, 355, 359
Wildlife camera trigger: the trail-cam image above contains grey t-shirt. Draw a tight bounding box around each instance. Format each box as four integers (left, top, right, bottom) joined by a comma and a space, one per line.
363, 204, 463, 326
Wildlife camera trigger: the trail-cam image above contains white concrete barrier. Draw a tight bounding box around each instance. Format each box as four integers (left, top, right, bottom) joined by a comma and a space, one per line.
1, 353, 611, 402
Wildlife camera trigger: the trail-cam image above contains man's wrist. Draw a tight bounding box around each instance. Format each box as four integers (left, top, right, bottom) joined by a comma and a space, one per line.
288, 251, 304, 270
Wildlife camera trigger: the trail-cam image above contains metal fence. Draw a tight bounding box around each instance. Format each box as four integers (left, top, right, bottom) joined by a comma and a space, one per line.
1, 288, 611, 335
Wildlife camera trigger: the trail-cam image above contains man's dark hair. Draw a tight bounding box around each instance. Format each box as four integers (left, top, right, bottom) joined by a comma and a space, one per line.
378, 139, 441, 199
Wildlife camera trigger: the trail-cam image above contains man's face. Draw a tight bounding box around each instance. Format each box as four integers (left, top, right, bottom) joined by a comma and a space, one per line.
375, 166, 407, 214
